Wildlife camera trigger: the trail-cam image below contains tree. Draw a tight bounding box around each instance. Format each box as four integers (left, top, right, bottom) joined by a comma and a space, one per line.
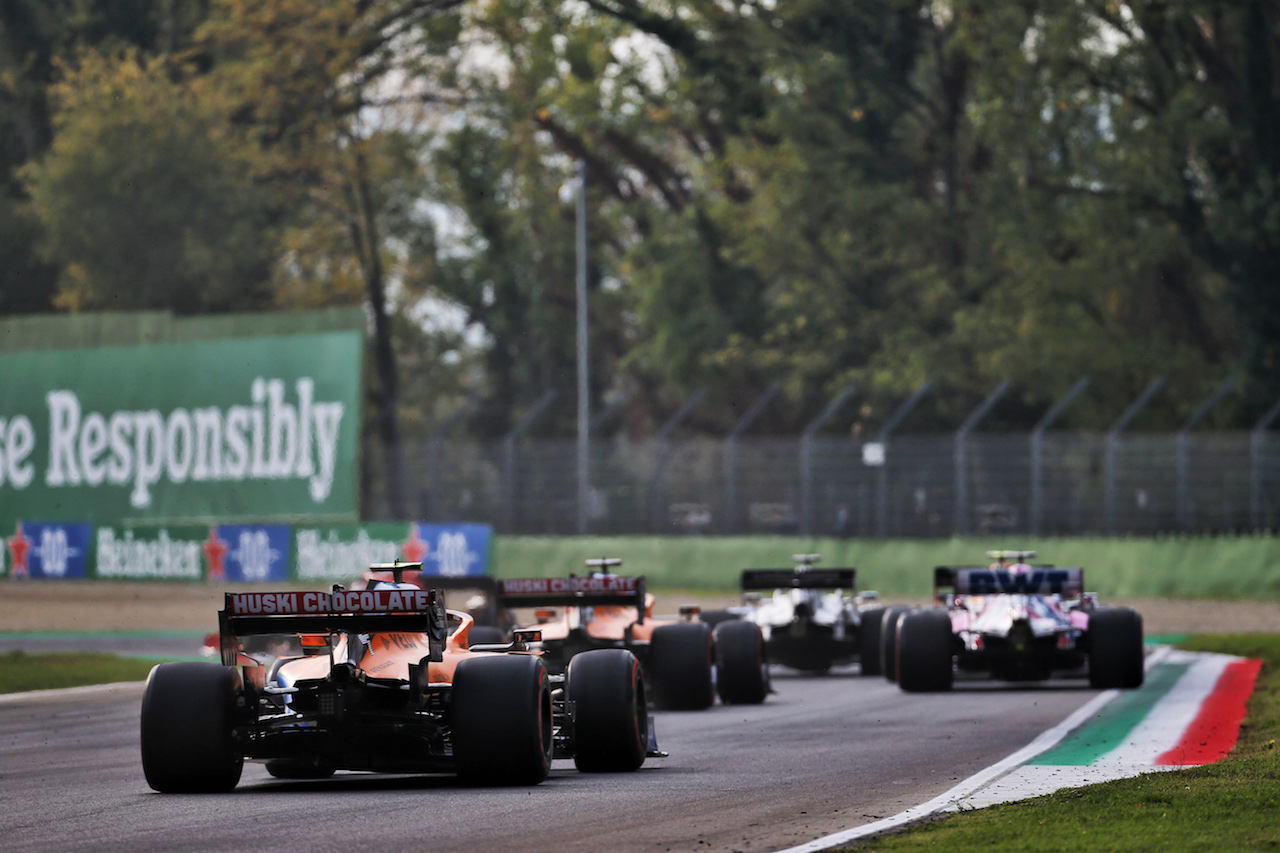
23, 49, 275, 313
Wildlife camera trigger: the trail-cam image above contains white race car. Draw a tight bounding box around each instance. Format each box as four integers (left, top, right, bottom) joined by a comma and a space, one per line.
705, 554, 888, 675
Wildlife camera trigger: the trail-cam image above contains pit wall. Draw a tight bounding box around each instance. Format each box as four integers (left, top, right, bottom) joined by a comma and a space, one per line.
490, 535, 1280, 600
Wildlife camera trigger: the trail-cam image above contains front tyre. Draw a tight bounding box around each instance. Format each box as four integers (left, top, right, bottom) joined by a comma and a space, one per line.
713, 619, 769, 705
567, 649, 648, 772
452, 655, 553, 785
647, 622, 715, 710
140, 662, 244, 793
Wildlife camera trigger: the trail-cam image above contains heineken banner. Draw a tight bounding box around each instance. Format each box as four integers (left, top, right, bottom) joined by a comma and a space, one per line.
293, 522, 493, 581
0, 332, 362, 527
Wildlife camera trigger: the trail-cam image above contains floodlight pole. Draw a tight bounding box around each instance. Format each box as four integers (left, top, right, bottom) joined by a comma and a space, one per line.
575, 160, 590, 534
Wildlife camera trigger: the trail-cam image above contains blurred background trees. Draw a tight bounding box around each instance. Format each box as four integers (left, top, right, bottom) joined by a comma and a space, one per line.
2, 0, 1276, 437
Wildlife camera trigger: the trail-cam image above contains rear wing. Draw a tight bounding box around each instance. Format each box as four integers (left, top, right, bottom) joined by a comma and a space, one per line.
741, 568, 856, 591
217, 587, 448, 667
498, 574, 646, 618
934, 566, 1084, 599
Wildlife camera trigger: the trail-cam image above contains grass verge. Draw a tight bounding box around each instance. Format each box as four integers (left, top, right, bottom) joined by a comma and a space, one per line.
0, 650, 163, 694
849, 634, 1280, 851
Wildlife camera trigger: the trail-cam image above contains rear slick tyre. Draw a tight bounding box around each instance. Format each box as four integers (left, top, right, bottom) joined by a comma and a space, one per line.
898, 610, 954, 693
452, 654, 553, 785
140, 662, 244, 793
567, 649, 648, 772
713, 619, 769, 705
647, 622, 715, 710
1088, 608, 1145, 689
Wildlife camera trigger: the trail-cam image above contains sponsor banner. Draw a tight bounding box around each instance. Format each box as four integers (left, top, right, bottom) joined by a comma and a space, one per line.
4, 520, 91, 579
293, 523, 411, 581
291, 522, 493, 581
0, 332, 361, 527
93, 524, 208, 580
206, 524, 292, 584
411, 523, 492, 577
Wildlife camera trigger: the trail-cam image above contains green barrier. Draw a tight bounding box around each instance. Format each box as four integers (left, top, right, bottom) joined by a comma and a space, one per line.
492, 534, 1280, 599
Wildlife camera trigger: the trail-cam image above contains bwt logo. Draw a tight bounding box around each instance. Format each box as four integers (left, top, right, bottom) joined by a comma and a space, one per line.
964, 569, 1071, 595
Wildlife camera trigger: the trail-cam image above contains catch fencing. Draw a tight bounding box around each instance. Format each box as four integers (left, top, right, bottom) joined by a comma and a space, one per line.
365, 430, 1280, 538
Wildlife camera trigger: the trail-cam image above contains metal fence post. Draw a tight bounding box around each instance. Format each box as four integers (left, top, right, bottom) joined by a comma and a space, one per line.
953, 380, 1012, 536
875, 381, 932, 538
799, 383, 858, 536
724, 386, 778, 534
1176, 377, 1237, 531
1105, 377, 1165, 533
1030, 378, 1090, 536
502, 391, 557, 533
1250, 397, 1280, 530
649, 389, 707, 532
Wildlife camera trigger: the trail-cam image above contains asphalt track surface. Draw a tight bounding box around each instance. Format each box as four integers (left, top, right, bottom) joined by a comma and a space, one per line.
0, 663, 1101, 853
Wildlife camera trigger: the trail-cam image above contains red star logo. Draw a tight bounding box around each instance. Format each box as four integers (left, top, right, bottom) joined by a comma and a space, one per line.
7, 522, 31, 579
402, 524, 429, 564
203, 527, 229, 583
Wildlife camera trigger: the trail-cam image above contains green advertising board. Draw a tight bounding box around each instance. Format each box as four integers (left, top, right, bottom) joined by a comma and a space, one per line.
0, 332, 362, 526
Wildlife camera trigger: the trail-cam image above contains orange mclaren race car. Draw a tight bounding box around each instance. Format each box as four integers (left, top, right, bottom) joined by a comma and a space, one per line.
140, 563, 659, 793
498, 559, 769, 710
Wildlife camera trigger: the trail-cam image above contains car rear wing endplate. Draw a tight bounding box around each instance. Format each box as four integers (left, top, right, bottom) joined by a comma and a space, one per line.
217, 587, 448, 666
934, 566, 1084, 599
497, 575, 646, 614
741, 568, 856, 591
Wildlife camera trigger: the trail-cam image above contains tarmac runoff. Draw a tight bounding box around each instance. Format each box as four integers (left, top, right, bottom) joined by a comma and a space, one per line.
773, 644, 1260, 853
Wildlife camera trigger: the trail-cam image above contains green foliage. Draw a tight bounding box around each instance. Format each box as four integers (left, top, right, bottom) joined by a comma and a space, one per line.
23, 49, 275, 313
6, 0, 1278, 437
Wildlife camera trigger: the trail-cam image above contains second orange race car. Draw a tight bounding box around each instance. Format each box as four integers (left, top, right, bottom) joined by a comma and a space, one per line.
498, 558, 770, 710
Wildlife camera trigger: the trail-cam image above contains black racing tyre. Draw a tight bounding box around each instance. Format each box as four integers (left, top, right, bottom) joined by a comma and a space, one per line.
566, 649, 648, 772
879, 607, 910, 682
713, 619, 769, 705
858, 608, 886, 677
698, 609, 741, 630
897, 610, 954, 693
265, 758, 335, 779
1088, 608, 1145, 689
646, 622, 715, 710
467, 625, 508, 646
140, 662, 244, 793
451, 654, 553, 785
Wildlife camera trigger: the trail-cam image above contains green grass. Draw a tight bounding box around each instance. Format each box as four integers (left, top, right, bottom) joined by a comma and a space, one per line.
0, 650, 164, 694
851, 634, 1280, 852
